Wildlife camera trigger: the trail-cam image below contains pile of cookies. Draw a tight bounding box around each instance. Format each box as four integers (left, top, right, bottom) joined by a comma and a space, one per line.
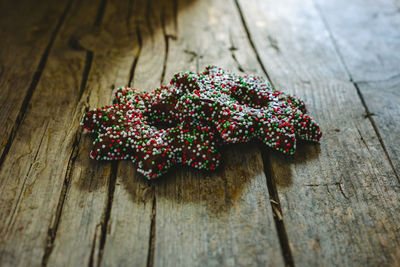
81, 66, 321, 179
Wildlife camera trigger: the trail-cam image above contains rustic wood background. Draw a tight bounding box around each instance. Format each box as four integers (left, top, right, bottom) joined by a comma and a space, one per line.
0, 0, 399, 266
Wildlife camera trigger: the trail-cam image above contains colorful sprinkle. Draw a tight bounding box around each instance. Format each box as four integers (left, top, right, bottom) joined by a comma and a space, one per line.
81, 66, 322, 179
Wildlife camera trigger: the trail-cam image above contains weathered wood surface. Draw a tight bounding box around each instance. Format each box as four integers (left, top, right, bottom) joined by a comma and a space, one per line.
0, 0, 399, 266
314, 0, 400, 176
0, 0, 70, 162
357, 79, 400, 175
102, 0, 168, 265
315, 0, 400, 82
47, 0, 153, 266
0, 0, 105, 265
103, 0, 284, 266
237, 0, 400, 265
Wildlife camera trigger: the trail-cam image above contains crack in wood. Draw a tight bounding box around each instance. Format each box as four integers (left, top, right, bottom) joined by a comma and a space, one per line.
261, 151, 295, 266
228, 30, 244, 72
313, 0, 400, 183
325, 184, 334, 199
146, 5, 176, 265
78, 51, 94, 100
337, 182, 349, 200
304, 182, 341, 187
89, 1, 158, 262
233, 0, 275, 88
4, 121, 50, 236
356, 127, 370, 152
305, 181, 350, 200
183, 49, 200, 58
184, 49, 202, 73
0, 0, 73, 170
312, 0, 353, 80
230, 49, 244, 73
267, 35, 280, 52
146, 192, 156, 267
183, 49, 202, 72
41, 124, 84, 267
234, 0, 295, 265
97, 162, 118, 265
354, 72, 400, 84
128, 24, 143, 87
145, 0, 155, 43
363, 113, 376, 119
353, 81, 399, 183
41, 1, 109, 265
94, 0, 107, 27
160, 8, 170, 84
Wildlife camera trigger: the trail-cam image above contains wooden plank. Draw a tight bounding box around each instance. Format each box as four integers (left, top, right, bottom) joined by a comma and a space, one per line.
0, 0, 105, 266
314, 0, 400, 83
0, 0, 70, 161
357, 78, 400, 174
314, 0, 400, 175
153, 0, 285, 266
100, 163, 153, 267
237, 0, 400, 265
45, 0, 153, 266
101, 0, 168, 265
102, 0, 209, 265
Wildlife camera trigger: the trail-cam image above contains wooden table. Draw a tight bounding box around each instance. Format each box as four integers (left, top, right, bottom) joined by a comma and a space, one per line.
1, 0, 399, 266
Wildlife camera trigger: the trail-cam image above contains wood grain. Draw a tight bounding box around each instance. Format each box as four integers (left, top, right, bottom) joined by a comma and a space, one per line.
0, 0, 103, 266
101, 0, 169, 265
153, 0, 284, 266
314, 0, 400, 83
0, 0, 70, 162
45, 0, 153, 266
237, 0, 400, 265
357, 79, 400, 176
314, 0, 400, 177
1, 0, 399, 265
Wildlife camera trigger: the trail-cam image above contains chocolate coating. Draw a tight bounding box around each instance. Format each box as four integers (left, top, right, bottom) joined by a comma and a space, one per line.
81, 66, 322, 179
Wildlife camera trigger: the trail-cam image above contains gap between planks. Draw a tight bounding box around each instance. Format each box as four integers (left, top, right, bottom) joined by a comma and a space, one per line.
236, 0, 397, 260
82, 0, 157, 263
40, 0, 111, 265
97, 162, 118, 265
236, 0, 400, 264
0, 0, 73, 169
312, 0, 400, 183
145, 4, 177, 266
9, 0, 370, 265
233, 0, 296, 265
146, 193, 157, 267
0, 0, 315, 265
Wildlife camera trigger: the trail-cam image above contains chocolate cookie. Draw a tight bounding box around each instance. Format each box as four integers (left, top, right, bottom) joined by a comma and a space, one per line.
81, 101, 221, 179
81, 66, 322, 179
